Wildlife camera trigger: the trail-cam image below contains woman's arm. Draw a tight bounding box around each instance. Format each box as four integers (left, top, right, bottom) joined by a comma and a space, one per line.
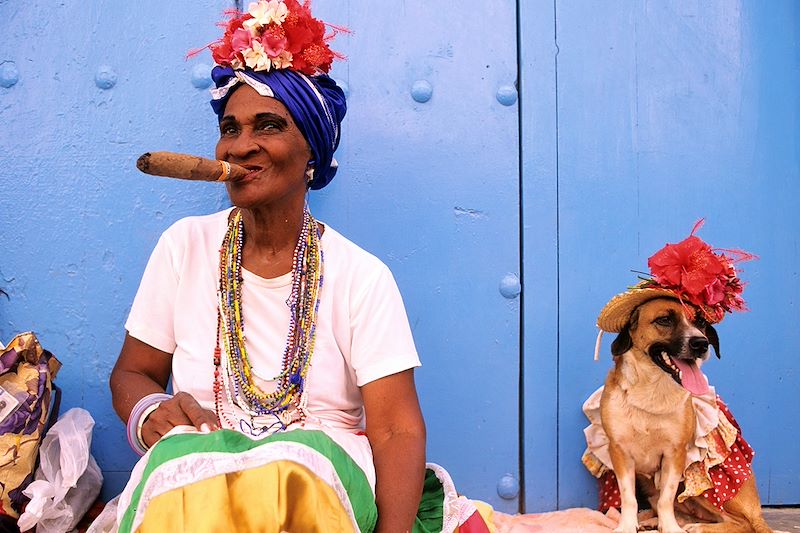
362, 368, 426, 533
109, 333, 218, 447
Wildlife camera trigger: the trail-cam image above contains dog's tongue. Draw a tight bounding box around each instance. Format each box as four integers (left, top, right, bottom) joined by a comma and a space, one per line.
671, 357, 709, 395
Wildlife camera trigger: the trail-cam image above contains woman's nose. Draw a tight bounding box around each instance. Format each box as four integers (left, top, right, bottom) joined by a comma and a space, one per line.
226, 131, 259, 159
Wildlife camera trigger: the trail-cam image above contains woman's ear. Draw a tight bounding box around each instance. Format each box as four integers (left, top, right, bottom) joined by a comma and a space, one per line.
305, 160, 315, 185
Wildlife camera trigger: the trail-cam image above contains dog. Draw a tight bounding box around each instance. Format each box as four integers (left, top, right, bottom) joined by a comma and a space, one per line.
600, 297, 773, 533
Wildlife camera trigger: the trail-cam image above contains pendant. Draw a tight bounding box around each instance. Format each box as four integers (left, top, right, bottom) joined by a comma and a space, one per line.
239, 417, 273, 437
278, 408, 296, 427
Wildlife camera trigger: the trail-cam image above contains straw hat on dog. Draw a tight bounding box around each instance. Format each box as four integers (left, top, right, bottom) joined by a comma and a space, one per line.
595, 220, 755, 337
596, 285, 682, 333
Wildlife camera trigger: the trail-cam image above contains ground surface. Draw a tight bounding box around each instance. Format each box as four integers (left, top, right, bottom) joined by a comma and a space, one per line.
764, 507, 800, 530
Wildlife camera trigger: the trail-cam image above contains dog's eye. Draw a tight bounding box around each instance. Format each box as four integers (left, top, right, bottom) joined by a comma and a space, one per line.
694, 316, 708, 328
654, 316, 673, 327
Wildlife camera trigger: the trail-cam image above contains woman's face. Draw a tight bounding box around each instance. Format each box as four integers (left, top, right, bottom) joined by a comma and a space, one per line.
215, 84, 312, 210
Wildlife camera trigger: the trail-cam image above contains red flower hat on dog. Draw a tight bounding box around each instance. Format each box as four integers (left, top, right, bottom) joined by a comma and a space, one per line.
596, 220, 756, 334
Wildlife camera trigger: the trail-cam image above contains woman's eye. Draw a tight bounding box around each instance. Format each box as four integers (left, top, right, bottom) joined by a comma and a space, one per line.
655, 316, 673, 327
220, 124, 238, 136
255, 121, 281, 132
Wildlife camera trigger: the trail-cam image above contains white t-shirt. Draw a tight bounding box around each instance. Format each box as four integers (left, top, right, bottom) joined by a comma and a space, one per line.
125, 208, 421, 436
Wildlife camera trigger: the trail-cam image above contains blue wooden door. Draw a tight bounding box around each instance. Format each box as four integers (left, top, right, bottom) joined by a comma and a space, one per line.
311, 0, 522, 513
0, 0, 240, 495
520, 0, 800, 510
1, 0, 522, 511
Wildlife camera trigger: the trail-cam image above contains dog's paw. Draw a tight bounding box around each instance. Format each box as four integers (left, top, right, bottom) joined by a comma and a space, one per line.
612, 524, 639, 533
658, 527, 687, 533
657, 514, 688, 533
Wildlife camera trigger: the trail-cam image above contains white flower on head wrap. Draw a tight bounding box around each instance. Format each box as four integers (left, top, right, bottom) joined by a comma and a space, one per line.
243, 41, 272, 71
244, 1, 289, 35
271, 50, 293, 69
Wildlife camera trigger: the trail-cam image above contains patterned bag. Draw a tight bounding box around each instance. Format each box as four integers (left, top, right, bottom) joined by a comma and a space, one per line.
0, 332, 61, 519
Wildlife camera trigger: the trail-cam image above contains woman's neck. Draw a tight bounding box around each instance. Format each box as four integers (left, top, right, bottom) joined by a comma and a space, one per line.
239, 203, 305, 279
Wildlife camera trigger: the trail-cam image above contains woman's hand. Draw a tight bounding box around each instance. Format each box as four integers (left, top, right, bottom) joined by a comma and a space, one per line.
111, 334, 219, 450
140, 391, 219, 447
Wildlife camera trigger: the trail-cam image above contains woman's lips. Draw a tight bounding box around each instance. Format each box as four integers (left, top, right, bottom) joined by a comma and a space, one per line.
233, 165, 263, 182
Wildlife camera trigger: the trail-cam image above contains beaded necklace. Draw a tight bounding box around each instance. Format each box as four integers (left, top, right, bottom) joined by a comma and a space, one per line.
213, 207, 323, 434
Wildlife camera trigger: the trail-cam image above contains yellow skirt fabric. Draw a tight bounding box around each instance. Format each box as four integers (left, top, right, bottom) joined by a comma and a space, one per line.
138, 460, 355, 533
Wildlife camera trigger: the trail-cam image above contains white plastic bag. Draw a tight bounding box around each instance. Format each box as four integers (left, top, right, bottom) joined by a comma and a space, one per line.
18, 408, 103, 533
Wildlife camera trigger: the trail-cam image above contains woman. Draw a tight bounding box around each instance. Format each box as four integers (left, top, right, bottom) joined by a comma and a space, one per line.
105, 2, 489, 532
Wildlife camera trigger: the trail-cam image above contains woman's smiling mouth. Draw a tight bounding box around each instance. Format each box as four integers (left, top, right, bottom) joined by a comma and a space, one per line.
234, 164, 263, 181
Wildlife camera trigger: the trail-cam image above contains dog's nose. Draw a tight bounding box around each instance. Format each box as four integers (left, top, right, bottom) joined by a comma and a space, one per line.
689, 336, 709, 354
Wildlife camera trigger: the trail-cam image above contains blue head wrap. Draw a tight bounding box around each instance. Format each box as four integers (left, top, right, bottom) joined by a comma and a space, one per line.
210, 66, 347, 190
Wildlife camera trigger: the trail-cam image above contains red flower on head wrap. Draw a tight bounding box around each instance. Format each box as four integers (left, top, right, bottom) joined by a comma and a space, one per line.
260, 25, 288, 57
210, 14, 248, 66
192, 0, 347, 76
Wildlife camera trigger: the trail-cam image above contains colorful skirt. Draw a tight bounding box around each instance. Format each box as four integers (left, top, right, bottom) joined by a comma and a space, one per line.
105, 427, 492, 533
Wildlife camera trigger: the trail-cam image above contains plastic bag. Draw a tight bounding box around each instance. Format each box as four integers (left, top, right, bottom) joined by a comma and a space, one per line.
17, 408, 103, 533
0, 332, 61, 519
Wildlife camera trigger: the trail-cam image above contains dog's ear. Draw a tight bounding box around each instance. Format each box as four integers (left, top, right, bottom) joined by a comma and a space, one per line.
611, 308, 639, 356
611, 328, 632, 356
706, 324, 721, 358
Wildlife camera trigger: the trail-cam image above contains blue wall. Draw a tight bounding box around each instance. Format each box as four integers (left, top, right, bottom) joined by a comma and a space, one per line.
0, 0, 233, 499
1, 0, 798, 512
521, 0, 800, 510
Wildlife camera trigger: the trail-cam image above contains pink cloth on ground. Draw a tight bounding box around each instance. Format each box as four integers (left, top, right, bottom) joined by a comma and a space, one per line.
492, 507, 620, 532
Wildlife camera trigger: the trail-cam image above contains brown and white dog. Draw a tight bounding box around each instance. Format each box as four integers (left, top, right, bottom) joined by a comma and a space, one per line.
601, 297, 773, 533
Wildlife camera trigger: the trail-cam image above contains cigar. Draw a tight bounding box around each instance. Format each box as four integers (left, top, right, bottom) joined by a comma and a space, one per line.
136, 151, 248, 182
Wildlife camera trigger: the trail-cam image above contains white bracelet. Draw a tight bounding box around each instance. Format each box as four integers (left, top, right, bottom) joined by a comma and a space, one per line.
136, 401, 162, 451
127, 392, 172, 455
